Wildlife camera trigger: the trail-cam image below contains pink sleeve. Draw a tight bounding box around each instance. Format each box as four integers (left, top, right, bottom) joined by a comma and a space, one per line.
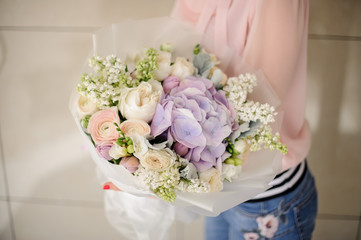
243, 0, 309, 100
171, 0, 311, 171
171, 0, 204, 24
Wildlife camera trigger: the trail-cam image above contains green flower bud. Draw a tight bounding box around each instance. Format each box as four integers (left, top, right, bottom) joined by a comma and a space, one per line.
127, 145, 134, 154
80, 115, 91, 129
160, 42, 173, 52
193, 44, 201, 55
225, 158, 235, 165
234, 158, 243, 166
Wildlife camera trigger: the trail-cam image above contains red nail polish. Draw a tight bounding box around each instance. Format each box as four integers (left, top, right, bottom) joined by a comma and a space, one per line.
103, 185, 110, 190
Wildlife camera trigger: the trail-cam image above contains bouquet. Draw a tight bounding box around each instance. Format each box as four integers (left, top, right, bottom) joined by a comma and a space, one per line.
70, 18, 287, 215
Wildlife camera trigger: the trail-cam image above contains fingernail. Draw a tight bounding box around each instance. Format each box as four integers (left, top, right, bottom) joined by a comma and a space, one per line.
103, 184, 110, 190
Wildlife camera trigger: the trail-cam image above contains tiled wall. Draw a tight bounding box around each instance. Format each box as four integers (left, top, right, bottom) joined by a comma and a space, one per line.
0, 1, 360, 240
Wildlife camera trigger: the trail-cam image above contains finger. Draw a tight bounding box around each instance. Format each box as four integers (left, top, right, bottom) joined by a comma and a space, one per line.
102, 182, 122, 191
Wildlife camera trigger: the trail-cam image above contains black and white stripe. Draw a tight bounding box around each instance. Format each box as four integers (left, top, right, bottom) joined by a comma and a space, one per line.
248, 159, 307, 202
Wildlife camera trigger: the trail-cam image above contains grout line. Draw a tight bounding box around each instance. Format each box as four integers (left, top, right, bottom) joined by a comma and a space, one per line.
2, 193, 361, 220
308, 33, 361, 41
355, 210, 361, 240
9, 196, 103, 209
0, 26, 100, 33
0, 124, 17, 240
0, 26, 360, 41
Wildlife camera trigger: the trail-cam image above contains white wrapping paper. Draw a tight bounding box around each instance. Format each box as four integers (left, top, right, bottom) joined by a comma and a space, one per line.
70, 18, 283, 224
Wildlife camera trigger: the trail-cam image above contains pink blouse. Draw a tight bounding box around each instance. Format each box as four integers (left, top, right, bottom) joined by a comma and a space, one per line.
171, 0, 311, 171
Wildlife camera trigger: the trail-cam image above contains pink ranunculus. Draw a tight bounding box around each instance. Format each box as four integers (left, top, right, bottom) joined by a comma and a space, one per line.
96, 142, 113, 160
256, 214, 279, 238
87, 107, 121, 145
120, 156, 140, 173
119, 119, 150, 137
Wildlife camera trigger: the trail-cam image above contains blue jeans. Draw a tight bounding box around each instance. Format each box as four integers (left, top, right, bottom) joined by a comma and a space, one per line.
205, 167, 318, 240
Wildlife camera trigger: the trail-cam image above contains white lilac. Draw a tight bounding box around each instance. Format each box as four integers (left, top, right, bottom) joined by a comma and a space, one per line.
224, 73, 276, 125
135, 158, 211, 202
237, 101, 276, 125
77, 55, 132, 109
77, 49, 159, 109
248, 125, 288, 154
135, 163, 180, 190
224, 73, 257, 104
177, 179, 210, 193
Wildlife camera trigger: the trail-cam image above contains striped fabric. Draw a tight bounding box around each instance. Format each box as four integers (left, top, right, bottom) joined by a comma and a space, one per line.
248, 160, 307, 202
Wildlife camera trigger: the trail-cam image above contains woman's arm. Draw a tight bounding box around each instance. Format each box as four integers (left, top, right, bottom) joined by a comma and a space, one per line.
243, 0, 308, 100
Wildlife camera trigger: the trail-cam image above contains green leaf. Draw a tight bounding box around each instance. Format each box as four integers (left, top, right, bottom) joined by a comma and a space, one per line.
193, 44, 201, 55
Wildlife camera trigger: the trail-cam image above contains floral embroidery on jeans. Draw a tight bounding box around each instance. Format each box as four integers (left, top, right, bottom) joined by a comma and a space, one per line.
243, 232, 260, 240
241, 214, 279, 240
256, 214, 279, 238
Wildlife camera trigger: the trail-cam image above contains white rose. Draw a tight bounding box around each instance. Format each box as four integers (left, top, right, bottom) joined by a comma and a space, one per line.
221, 164, 242, 182
199, 168, 223, 192
77, 95, 98, 118
171, 57, 194, 80
109, 144, 128, 159
153, 51, 172, 81
139, 148, 176, 171
119, 80, 163, 123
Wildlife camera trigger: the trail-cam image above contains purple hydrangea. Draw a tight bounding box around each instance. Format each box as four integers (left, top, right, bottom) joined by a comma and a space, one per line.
151, 76, 238, 171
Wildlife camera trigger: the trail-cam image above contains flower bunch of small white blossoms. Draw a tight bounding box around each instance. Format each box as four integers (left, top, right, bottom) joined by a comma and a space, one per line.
224, 73, 257, 105
237, 101, 276, 125
135, 158, 209, 202
224, 73, 276, 124
224, 73, 287, 154
77, 55, 133, 109
249, 125, 288, 154
77, 49, 159, 109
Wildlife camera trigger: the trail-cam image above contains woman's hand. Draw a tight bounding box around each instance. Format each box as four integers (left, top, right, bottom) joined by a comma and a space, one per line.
102, 182, 121, 191
102, 182, 157, 199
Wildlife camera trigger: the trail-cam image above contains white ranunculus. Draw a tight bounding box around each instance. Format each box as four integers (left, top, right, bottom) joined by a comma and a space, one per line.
171, 57, 194, 80
221, 164, 242, 182
109, 144, 128, 159
77, 95, 98, 118
153, 51, 172, 81
139, 148, 176, 171
118, 80, 163, 123
199, 168, 223, 192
